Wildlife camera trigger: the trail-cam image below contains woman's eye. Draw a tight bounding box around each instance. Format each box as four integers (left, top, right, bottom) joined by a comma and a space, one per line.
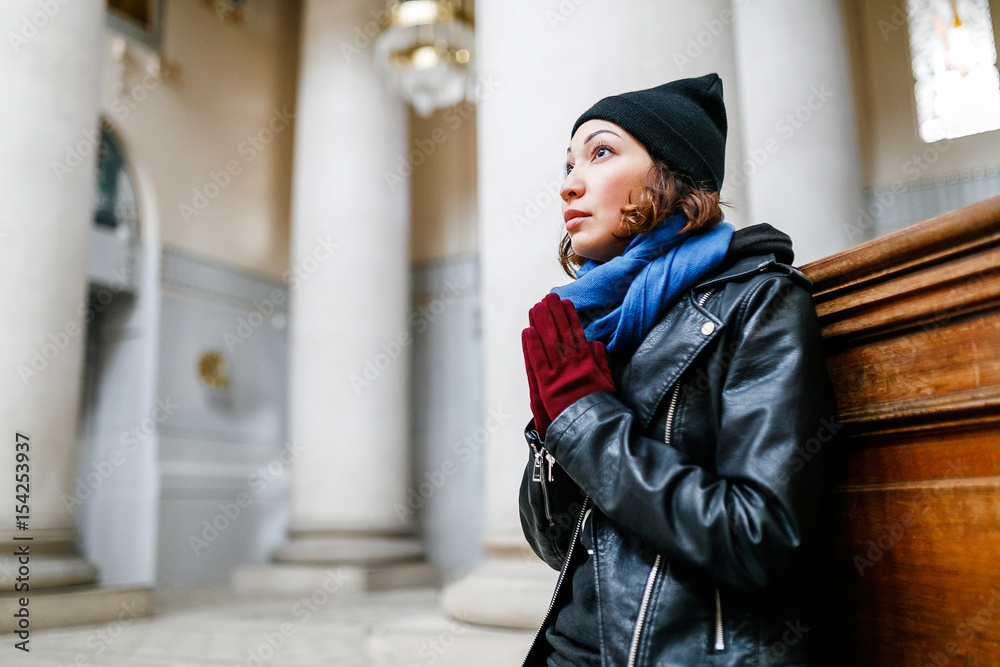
564, 163, 574, 176
594, 145, 612, 159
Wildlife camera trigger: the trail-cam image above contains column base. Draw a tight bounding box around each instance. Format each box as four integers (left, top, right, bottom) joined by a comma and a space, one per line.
440, 546, 558, 630
231, 561, 440, 596
0, 585, 152, 633
232, 533, 440, 595
0, 530, 100, 592
0, 554, 98, 590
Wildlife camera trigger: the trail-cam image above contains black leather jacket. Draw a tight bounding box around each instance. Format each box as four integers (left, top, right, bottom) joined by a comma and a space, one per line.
518, 232, 840, 667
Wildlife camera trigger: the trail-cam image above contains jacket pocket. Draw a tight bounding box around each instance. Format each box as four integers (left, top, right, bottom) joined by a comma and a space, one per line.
521, 424, 586, 568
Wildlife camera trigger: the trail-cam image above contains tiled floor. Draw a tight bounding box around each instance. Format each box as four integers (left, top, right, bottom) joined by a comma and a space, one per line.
2, 586, 536, 666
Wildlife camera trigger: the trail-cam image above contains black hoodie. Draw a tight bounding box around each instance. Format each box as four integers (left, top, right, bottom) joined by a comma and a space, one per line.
721, 221, 794, 267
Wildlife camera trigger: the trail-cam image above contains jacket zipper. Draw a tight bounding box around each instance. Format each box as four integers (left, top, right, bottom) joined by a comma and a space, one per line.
626, 287, 717, 667
697, 289, 726, 653
626, 552, 662, 667
714, 586, 725, 651
643, 288, 718, 437
528, 432, 556, 523
519, 494, 590, 667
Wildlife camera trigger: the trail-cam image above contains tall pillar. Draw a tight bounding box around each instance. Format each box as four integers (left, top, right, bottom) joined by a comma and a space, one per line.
442, 0, 749, 628
0, 0, 151, 630
233, 0, 436, 593
732, 0, 862, 264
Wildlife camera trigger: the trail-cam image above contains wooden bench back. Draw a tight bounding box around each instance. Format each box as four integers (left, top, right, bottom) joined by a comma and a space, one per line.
799, 194, 1000, 665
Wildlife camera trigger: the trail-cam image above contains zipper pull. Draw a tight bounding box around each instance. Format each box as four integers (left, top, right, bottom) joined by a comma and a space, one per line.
532, 449, 543, 482
545, 451, 556, 482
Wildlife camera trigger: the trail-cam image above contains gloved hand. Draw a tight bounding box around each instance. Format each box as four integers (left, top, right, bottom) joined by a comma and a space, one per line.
522, 293, 615, 431
523, 327, 611, 440
521, 332, 552, 438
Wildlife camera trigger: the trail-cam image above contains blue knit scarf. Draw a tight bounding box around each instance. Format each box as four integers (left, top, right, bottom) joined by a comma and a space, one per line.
550, 213, 734, 361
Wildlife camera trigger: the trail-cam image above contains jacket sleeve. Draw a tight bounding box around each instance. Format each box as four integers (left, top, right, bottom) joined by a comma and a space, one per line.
518, 416, 587, 571
540, 275, 839, 595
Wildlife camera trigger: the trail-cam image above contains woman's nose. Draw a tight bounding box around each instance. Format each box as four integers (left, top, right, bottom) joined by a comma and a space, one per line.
560, 171, 584, 202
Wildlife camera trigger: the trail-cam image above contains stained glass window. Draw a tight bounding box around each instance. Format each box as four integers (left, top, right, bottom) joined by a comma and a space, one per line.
105, 0, 163, 52
906, 0, 1000, 142
94, 122, 139, 233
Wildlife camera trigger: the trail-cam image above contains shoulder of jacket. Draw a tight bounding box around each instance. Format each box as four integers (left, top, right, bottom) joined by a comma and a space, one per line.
739, 263, 813, 296
694, 252, 813, 295
698, 261, 815, 331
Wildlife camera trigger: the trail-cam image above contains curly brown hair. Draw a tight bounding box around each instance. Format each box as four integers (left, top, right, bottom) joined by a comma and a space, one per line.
557, 160, 728, 279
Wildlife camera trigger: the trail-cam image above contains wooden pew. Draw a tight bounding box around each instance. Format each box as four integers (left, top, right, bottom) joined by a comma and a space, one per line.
799, 194, 1000, 665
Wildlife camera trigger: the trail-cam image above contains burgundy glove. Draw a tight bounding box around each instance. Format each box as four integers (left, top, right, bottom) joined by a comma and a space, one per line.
521, 330, 552, 438
523, 293, 615, 430
523, 329, 611, 440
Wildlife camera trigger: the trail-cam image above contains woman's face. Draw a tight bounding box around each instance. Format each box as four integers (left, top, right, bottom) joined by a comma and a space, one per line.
562, 119, 654, 262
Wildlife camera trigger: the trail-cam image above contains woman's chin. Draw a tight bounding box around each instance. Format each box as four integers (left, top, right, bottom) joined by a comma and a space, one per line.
570, 237, 596, 259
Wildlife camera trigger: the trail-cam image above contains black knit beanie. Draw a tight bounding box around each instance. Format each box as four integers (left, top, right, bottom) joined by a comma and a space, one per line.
571, 73, 727, 192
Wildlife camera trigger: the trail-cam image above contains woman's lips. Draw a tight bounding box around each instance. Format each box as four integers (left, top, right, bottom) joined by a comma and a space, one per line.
564, 210, 589, 231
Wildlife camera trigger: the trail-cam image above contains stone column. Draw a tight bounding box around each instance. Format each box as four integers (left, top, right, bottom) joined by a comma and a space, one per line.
442, 0, 749, 628
232, 0, 436, 594
0, 0, 151, 631
732, 0, 862, 264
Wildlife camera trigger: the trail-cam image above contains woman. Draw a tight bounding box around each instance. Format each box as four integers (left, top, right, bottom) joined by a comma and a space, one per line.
518, 73, 838, 666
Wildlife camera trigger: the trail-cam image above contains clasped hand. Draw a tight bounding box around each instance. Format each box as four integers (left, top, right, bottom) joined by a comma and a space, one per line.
521, 293, 615, 439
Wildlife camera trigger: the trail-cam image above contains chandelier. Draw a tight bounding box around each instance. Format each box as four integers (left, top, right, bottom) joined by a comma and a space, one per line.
374, 0, 475, 117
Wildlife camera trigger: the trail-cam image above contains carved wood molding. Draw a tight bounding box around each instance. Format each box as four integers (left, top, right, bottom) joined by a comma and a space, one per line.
802, 195, 1000, 344
800, 195, 1000, 436
803, 194, 1000, 297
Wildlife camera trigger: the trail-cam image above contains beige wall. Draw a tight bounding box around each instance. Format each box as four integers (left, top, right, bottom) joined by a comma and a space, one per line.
102, 0, 301, 280
846, 0, 1000, 189
408, 106, 478, 264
